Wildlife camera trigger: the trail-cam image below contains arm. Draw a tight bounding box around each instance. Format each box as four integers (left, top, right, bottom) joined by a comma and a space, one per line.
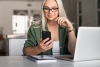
23, 25, 40, 56
24, 38, 54, 56
23, 26, 54, 56
55, 17, 76, 55
24, 46, 41, 56
67, 27, 76, 55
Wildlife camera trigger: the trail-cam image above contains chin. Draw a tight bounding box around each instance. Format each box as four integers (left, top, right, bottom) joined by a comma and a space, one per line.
47, 17, 57, 21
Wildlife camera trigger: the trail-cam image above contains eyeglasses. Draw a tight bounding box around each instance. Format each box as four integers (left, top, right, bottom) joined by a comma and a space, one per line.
43, 7, 58, 13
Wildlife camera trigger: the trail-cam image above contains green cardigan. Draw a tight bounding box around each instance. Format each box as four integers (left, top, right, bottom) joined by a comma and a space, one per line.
23, 24, 72, 55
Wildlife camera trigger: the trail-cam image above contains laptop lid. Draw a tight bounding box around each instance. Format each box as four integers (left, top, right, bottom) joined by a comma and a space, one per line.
74, 27, 100, 61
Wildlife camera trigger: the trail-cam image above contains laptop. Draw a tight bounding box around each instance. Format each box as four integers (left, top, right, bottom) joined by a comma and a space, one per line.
55, 27, 100, 61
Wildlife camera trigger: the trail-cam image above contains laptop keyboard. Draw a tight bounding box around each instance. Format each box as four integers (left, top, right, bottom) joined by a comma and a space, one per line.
54, 55, 74, 60
67, 56, 74, 59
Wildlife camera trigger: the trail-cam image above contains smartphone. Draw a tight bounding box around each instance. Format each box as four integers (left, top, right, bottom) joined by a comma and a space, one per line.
42, 31, 51, 40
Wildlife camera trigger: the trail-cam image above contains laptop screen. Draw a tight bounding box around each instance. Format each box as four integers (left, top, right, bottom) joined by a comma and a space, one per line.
74, 27, 100, 61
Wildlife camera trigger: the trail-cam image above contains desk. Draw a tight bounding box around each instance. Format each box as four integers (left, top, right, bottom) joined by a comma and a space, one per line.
0, 56, 100, 67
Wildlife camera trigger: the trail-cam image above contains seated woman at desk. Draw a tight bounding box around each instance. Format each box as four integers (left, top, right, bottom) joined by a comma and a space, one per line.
23, 0, 76, 56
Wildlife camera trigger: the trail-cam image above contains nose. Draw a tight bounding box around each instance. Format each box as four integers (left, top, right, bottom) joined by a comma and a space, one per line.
48, 9, 53, 13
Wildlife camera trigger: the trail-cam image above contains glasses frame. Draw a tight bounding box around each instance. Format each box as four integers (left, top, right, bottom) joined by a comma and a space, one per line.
43, 7, 58, 13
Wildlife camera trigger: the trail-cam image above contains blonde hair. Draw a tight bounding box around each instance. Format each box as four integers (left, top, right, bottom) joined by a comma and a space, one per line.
41, 0, 67, 31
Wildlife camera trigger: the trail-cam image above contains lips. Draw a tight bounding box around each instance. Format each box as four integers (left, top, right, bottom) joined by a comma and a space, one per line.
47, 15, 54, 18
46, 14, 56, 20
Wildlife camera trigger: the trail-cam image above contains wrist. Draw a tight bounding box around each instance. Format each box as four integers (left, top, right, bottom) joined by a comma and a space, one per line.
67, 26, 74, 32
68, 29, 74, 32
36, 46, 42, 53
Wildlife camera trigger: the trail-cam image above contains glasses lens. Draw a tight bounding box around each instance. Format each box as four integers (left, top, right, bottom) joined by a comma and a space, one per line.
43, 8, 49, 12
52, 8, 58, 12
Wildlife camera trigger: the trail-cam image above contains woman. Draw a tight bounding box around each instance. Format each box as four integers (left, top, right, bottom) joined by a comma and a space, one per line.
23, 0, 76, 56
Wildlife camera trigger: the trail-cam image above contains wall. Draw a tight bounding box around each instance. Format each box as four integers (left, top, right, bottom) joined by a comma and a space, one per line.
62, 0, 77, 28
0, 0, 77, 37
0, 1, 42, 37
82, 0, 97, 26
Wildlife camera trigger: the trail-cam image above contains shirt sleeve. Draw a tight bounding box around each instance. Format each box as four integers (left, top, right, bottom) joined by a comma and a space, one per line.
23, 25, 37, 55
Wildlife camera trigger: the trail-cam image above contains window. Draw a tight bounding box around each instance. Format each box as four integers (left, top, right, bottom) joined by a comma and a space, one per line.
77, 1, 82, 27
98, 0, 100, 26
12, 10, 28, 34
12, 10, 41, 34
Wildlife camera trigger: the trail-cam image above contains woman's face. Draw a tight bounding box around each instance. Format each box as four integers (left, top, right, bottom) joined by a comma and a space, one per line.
43, 0, 59, 21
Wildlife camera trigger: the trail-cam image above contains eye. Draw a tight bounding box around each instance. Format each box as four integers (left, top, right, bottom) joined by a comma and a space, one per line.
43, 8, 49, 10
52, 8, 58, 10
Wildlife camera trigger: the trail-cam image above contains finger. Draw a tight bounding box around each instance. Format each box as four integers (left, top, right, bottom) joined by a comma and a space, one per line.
55, 17, 59, 21
45, 39, 53, 46
37, 43, 45, 52
55, 17, 60, 25
58, 18, 64, 25
44, 40, 53, 51
57, 17, 61, 25
39, 38, 42, 42
42, 38, 50, 44
46, 41, 54, 50
61, 19, 67, 26
59, 19, 65, 25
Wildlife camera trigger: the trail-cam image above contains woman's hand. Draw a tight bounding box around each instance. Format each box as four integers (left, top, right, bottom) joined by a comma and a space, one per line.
55, 17, 74, 31
37, 38, 54, 52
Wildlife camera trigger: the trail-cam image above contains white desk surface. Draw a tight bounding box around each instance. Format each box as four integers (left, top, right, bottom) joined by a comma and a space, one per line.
0, 56, 100, 67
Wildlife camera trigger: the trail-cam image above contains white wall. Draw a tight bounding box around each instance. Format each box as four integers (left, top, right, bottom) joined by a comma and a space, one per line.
0, 1, 42, 37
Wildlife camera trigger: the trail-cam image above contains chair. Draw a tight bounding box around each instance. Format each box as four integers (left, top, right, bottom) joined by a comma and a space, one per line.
6, 35, 27, 56
8, 39, 27, 56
